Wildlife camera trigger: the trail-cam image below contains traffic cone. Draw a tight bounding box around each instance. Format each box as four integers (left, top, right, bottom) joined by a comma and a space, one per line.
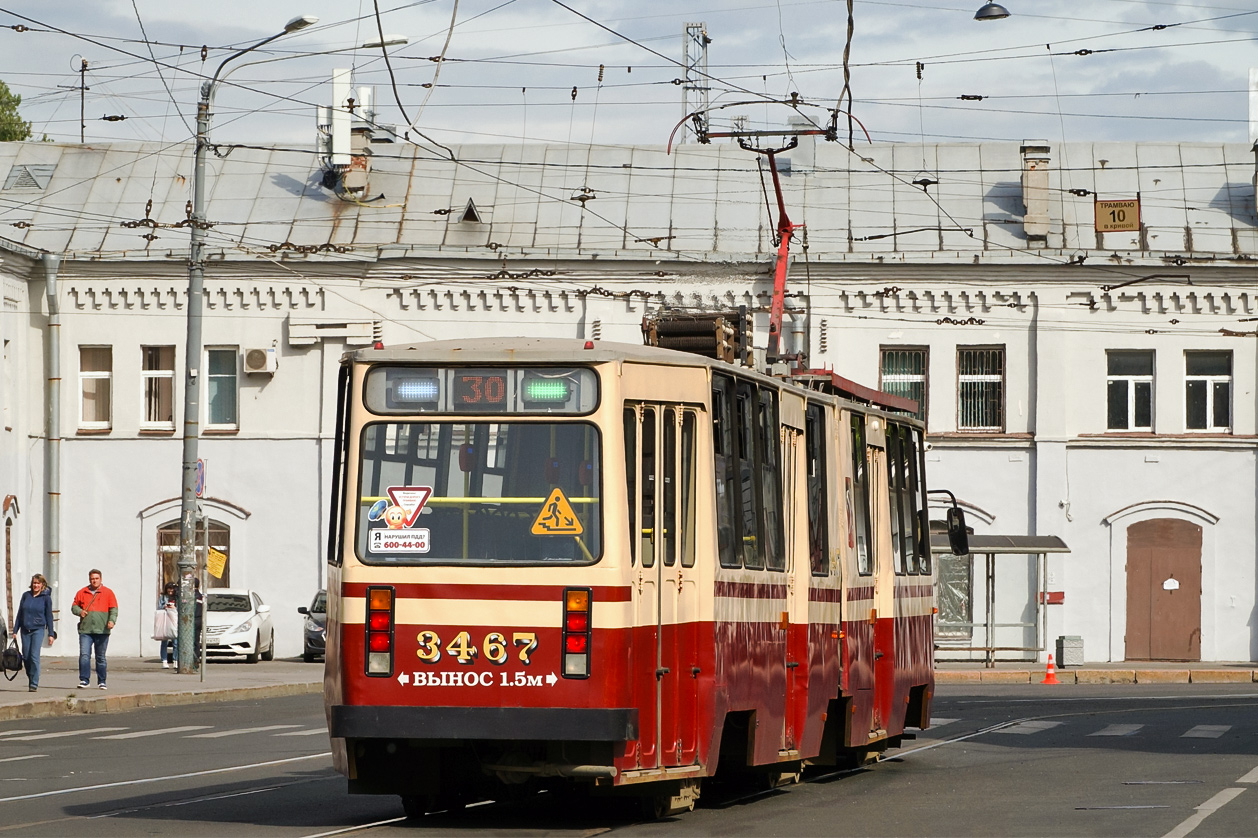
1041, 653, 1061, 685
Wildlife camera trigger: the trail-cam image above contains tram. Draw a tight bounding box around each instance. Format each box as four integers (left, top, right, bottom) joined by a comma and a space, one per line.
323, 336, 967, 817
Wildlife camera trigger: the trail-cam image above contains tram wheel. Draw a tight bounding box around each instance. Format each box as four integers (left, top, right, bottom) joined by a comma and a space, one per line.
400, 795, 427, 819
639, 792, 670, 820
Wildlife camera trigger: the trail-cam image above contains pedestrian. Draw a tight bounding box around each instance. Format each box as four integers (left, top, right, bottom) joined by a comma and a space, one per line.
70, 568, 117, 689
156, 582, 178, 668
13, 574, 56, 692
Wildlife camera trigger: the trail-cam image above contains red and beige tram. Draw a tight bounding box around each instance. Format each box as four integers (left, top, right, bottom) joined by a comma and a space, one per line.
323, 337, 965, 816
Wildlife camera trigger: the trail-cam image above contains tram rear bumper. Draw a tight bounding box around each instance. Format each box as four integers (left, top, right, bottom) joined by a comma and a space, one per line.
330, 705, 639, 741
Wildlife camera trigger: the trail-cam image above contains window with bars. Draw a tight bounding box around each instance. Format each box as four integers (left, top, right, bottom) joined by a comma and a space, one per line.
880, 347, 927, 421
157, 519, 230, 588
1185, 351, 1231, 432
1106, 350, 1153, 431
79, 346, 112, 430
957, 346, 1004, 432
142, 346, 175, 430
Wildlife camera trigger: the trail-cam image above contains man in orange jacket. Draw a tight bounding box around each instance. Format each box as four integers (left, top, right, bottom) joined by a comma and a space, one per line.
71, 569, 118, 689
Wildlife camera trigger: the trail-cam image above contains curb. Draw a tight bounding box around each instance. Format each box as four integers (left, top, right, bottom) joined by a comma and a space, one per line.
937, 669, 1258, 685
0, 682, 321, 722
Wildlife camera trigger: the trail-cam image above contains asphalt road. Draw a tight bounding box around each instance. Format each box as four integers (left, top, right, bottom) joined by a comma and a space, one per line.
2, 686, 1257, 837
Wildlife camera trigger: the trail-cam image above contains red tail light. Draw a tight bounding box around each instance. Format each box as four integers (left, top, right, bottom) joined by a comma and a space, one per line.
561, 587, 592, 678
365, 586, 394, 676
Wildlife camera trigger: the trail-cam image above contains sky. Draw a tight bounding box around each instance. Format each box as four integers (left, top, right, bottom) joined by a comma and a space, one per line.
0, 0, 1255, 150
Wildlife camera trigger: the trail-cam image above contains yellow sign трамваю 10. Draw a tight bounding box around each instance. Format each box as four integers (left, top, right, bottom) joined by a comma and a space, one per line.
1095, 198, 1140, 233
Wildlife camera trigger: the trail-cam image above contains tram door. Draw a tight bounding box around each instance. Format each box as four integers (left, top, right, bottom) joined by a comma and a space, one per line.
865, 419, 896, 736
628, 404, 700, 769
782, 421, 808, 752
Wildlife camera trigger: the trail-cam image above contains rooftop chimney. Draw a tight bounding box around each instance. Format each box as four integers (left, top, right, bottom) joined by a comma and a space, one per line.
1020, 140, 1051, 248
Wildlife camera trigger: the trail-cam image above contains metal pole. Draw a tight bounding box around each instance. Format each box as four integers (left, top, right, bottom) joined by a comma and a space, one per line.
176, 16, 316, 674
79, 59, 87, 143
176, 80, 210, 675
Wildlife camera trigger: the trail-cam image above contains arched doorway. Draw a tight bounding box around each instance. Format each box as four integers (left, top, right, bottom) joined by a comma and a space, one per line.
157, 519, 231, 591
1125, 518, 1201, 661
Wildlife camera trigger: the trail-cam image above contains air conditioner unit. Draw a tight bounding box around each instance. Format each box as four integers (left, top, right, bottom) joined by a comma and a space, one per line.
243, 347, 278, 375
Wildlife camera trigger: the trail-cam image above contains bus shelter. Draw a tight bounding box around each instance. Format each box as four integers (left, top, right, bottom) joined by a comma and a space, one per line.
930, 534, 1071, 668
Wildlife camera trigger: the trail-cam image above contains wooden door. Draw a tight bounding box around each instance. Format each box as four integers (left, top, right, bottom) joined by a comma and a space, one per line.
1125, 518, 1202, 661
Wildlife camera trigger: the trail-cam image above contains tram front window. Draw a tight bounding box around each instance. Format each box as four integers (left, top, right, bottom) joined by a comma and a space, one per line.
356, 422, 602, 565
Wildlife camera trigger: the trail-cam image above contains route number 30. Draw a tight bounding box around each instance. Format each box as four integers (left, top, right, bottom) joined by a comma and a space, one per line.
416, 629, 538, 665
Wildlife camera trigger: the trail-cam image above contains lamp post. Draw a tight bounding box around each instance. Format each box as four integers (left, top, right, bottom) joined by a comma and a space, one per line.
176, 14, 317, 674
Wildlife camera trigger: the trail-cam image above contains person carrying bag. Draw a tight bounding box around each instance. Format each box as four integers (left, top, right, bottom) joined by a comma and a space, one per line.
13, 574, 56, 691
152, 583, 178, 668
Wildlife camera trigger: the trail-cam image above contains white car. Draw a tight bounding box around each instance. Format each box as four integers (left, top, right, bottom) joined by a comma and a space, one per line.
204, 589, 275, 663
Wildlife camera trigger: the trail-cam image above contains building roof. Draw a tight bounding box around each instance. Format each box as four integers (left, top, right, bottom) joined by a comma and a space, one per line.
0, 138, 1254, 266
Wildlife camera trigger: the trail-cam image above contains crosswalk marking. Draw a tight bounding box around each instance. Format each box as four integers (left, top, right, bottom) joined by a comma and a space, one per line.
186, 724, 303, 739
928, 718, 960, 727
5, 727, 127, 742
1238, 765, 1258, 784
95, 726, 212, 740
274, 728, 328, 737
0, 730, 44, 738
1090, 724, 1143, 737
993, 720, 1063, 735
1182, 725, 1230, 739
0, 754, 47, 763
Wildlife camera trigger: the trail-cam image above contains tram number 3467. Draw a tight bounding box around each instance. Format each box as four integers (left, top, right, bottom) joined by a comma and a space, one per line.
414, 629, 539, 665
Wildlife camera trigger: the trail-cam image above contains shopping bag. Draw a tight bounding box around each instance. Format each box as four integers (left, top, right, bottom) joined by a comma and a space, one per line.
152, 608, 178, 641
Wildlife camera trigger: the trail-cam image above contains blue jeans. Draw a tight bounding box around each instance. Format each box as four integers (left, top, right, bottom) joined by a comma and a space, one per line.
78, 633, 109, 685
159, 639, 174, 663
20, 627, 45, 688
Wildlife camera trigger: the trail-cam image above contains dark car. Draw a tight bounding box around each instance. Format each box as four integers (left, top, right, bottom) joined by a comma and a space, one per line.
297, 589, 327, 662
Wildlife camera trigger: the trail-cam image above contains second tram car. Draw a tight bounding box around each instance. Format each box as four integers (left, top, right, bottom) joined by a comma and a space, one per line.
323, 337, 966, 816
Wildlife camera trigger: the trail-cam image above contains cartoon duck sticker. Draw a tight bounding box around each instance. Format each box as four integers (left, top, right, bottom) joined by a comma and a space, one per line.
384, 506, 408, 529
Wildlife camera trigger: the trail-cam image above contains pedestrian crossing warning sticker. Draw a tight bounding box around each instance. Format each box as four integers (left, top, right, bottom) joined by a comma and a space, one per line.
531, 488, 583, 535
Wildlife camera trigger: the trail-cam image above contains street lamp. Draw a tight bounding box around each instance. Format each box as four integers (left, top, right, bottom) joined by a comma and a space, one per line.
176, 14, 317, 675
974, 3, 1010, 20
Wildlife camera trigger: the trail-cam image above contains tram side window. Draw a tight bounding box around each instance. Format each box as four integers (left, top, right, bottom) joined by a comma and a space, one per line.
663, 408, 678, 567
805, 403, 829, 577
758, 389, 785, 572
909, 427, 930, 575
736, 381, 764, 569
712, 377, 740, 568
887, 426, 905, 575
624, 407, 637, 566
681, 411, 697, 569
850, 415, 873, 576
640, 408, 657, 568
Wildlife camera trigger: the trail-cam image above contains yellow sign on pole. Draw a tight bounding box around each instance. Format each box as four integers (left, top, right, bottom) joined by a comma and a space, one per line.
207, 547, 227, 579
530, 488, 583, 535
1095, 199, 1140, 232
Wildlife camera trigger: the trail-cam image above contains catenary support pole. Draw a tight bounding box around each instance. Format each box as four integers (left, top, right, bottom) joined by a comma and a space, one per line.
176, 16, 317, 674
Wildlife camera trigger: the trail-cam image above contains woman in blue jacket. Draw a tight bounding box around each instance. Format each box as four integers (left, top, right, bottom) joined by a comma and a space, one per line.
14, 574, 56, 691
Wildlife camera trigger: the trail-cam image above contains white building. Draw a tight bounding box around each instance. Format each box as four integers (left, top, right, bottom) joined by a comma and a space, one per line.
1, 135, 1255, 662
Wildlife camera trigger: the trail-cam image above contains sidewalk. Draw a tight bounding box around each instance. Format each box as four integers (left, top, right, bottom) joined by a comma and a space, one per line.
0, 656, 321, 721
935, 659, 1258, 685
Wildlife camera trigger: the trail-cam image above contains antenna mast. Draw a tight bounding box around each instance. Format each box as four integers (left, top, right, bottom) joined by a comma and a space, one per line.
681, 23, 710, 144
